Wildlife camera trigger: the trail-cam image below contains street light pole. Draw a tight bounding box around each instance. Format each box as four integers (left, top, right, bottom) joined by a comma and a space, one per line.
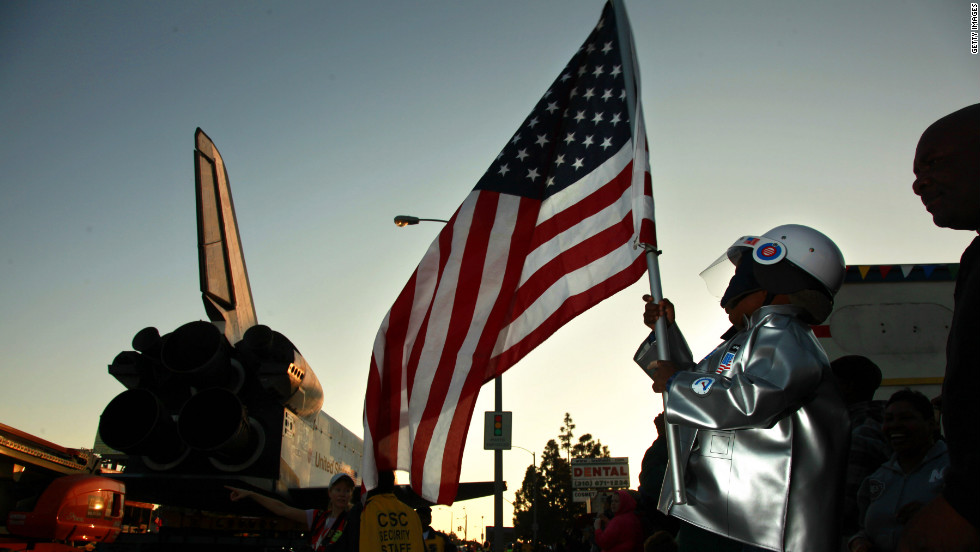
512, 446, 538, 547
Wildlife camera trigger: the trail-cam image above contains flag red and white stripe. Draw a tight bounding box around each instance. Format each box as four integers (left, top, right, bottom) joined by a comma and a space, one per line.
363, 0, 656, 504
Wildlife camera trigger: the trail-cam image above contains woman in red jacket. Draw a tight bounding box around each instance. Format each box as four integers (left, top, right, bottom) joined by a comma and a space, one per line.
594, 490, 644, 552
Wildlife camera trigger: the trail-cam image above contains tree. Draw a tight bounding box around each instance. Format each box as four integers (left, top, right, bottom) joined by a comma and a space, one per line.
513, 414, 610, 546
572, 433, 609, 459
558, 412, 575, 463
512, 464, 538, 542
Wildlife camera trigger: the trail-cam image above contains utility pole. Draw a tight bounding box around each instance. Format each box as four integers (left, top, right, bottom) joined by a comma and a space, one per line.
493, 375, 503, 552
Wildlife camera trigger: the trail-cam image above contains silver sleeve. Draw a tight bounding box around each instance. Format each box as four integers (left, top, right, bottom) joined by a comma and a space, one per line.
665, 319, 824, 430
634, 323, 695, 367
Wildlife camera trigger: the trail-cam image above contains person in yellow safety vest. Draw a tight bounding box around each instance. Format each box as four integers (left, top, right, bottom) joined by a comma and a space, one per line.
416, 505, 455, 552
359, 470, 426, 552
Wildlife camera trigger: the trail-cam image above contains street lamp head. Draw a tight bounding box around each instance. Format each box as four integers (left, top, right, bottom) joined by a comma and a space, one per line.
394, 215, 421, 227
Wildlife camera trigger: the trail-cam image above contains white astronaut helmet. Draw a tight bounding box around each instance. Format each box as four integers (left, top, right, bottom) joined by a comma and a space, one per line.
701, 224, 845, 322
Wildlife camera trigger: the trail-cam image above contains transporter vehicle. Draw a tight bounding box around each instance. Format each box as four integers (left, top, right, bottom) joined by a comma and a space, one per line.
1, 421, 124, 551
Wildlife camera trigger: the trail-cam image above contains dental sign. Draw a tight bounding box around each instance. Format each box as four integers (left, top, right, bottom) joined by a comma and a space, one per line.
571, 457, 630, 489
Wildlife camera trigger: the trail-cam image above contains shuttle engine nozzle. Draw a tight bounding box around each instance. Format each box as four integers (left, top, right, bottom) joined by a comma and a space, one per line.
162, 321, 243, 391
98, 389, 188, 469
178, 388, 264, 471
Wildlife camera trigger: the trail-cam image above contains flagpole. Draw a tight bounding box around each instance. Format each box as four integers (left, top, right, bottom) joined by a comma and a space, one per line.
644, 249, 687, 505
612, 0, 687, 506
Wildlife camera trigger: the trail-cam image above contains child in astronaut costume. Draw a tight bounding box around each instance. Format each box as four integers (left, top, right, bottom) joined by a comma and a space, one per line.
642, 224, 850, 552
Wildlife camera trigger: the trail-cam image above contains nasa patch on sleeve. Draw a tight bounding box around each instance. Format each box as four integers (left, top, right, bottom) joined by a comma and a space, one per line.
691, 376, 715, 396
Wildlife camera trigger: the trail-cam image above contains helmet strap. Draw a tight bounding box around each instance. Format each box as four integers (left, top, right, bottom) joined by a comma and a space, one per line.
763, 290, 777, 306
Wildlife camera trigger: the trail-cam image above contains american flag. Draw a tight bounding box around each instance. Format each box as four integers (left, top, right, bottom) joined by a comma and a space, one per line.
363, 0, 656, 504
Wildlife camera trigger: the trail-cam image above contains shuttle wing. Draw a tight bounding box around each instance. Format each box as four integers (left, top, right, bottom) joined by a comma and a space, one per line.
194, 128, 257, 344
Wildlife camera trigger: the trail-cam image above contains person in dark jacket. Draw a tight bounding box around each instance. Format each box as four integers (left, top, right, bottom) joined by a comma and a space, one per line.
831, 355, 890, 540
849, 389, 948, 552
635, 413, 679, 540
900, 103, 980, 552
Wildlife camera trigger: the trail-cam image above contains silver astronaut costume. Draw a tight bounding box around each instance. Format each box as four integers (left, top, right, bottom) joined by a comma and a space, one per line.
654, 225, 850, 552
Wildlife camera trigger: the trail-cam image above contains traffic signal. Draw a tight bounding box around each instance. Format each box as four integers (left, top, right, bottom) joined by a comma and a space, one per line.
483, 411, 511, 450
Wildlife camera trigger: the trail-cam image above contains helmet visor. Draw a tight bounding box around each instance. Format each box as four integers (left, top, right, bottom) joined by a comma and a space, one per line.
699, 235, 788, 299
699, 252, 737, 299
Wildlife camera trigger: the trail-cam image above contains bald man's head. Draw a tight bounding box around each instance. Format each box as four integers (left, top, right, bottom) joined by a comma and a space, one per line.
912, 104, 980, 232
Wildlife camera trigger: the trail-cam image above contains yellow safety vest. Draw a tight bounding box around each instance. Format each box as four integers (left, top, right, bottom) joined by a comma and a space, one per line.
359, 493, 426, 552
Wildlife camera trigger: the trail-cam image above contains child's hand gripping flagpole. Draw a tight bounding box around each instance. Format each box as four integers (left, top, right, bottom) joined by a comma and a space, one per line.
643, 246, 687, 505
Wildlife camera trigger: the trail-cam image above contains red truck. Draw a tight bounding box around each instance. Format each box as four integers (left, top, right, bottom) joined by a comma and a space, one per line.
1, 422, 125, 551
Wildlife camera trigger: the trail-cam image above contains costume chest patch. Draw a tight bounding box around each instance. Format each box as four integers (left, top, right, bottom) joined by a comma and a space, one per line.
691, 376, 716, 396
716, 344, 740, 373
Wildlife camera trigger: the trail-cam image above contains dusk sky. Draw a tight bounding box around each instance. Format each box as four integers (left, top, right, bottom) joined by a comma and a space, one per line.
1, 0, 977, 537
